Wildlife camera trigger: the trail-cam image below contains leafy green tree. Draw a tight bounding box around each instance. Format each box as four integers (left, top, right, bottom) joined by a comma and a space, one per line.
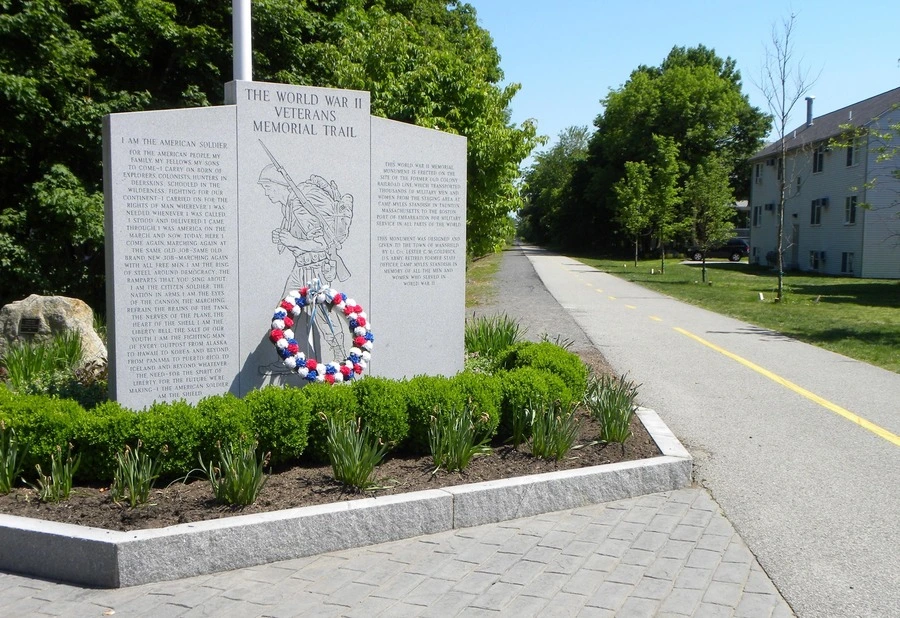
519, 127, 589, 244
612, 161, 652, 266
554, 45, 768, 255
0, 0, 536, 311
646, 135, 683, 274
683, 156, 736, 282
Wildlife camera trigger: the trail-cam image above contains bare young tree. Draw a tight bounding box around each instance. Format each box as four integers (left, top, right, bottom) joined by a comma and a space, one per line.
755, 14, 817, 301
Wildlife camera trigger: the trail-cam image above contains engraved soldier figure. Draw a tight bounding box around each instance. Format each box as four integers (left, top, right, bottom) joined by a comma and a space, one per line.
257, 161, 353, 362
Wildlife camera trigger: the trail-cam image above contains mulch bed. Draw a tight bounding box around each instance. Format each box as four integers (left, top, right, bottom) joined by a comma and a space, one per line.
0, 411, 659, 532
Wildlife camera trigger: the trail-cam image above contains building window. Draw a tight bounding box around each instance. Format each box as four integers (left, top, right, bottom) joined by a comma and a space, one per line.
810, 199, 822, 225
755, 163, 762, 183
809, 251, 820, 270
813, 144, 825, 173
752, 205, 761, 227
845, 196, 857, 225
841, 252, 855, 274
777, 158, 783, 180
846, 141, 859, 166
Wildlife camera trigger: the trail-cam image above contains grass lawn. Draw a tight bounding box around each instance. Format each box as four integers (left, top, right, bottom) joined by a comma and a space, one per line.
573, 256, 900, 374
465, 250, 504, 308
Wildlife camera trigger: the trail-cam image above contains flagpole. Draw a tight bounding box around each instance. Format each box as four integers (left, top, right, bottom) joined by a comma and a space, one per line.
233, 0, 252, 81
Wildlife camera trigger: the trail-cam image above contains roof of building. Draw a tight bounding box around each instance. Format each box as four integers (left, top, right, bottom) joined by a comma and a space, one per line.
751, 86, 900, 160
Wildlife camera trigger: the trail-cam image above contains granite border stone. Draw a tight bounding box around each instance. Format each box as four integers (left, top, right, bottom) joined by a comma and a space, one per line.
0, 407, 690, 588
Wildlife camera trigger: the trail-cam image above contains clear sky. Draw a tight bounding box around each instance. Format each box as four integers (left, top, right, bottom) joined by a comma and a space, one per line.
470, 0, 898, 161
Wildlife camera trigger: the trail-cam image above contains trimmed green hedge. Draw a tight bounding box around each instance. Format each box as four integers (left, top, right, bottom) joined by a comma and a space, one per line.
0, 336, 580, 484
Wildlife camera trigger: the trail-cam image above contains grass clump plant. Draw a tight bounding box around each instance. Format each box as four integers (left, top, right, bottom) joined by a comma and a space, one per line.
529, 401, 582, 461
1, 331, 83, 391
464, 313, 524, 359
198, 440, 270, 506
584, 374, 640, 443
428, 406, 491, 473
326, 416, 389, 491
111, 441, 164, 508
0, 421, 27, 494
28, 444, 80, 502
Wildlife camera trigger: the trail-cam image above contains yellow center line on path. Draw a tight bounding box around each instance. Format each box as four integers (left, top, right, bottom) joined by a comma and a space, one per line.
649, 316, 663, 322
595, 289, 603, 293
608, 296, 617, 301
674, 327, 900, 448
625, 304, 637, 309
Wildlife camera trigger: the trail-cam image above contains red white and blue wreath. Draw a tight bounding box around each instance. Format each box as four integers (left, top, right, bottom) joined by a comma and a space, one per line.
268, 283, 373, 384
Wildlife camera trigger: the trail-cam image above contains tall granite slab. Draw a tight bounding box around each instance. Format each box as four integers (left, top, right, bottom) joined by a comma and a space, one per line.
104, 82, 466, 409
103, 107, 239, 408
226, 81, 372, 394
370, 118, 467, 378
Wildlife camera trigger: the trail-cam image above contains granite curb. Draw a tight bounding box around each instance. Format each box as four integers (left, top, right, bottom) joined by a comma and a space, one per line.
0, 407, 690, 589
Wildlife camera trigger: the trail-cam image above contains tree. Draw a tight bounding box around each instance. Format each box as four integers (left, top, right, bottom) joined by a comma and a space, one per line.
756, 14, 816, 301
683, 156, 736, 282
613, 161, 652, 266
553, 45, 768, 255
646, 135, 683, 274
519, 126, 589, 244
0, 0, 536, 311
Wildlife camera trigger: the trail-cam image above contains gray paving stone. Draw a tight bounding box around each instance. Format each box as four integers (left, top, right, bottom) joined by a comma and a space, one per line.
674, 567, 714, 590
616, 596, 661, 618
734, 591, 779, 617
658, 587, 704, 615
538, 529, 577, 549
469, 580, 523, 611
474, 549, 522, 575
713, 560, 751, 585
621, 548, 656, 567
498, 557, 545, 586
560, 568, 604, 597
646, 513, 680, 534
544, 553, 589, 575
702, 580, 743, 608
453, 570, 500, 595
419, 590, 477, 617
495, 533, 542, 555
404, 576, 455, 606
576, 606, 617, 617
339, 595, 398, 617
517, 571, 569, 599
609, 520, 645, 542
575, 522, 614, 544
644, 556, 683, 580
369, 571, 427, 599
546, 590, 589, 614
722, 541, 754, 564
670, 524, 704, 542
501, 593, 549, 617
560, 539, 598, 557
522, 544, 559, 564
686, 548, 723, 570
693, 601, 735, 617
744, 568, 781, 595
632, 530, 668, 552
581, 553, 619, 573
595, 538, 631, 558
681, 507, 715, 528
622, 505, 659, 525
696, 532, 733, 552
659, 539, 694, 560
605, 563, 645, 586
631, 575, 674, 601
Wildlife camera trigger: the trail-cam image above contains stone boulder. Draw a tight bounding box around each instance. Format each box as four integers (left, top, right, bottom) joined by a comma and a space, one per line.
0, 295, 107, 365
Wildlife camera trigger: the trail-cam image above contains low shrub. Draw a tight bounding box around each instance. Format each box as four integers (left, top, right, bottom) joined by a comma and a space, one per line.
0, 393, 84, 476
495, 341, 588, 400
303, 383, 359, 463
497, 367, 573, 441
72, 400, 138, 481
137, 400, 203, 478
243, 386, 312, 465
404, 375, 465, 454
352, 377, 408, 447
194, 394, 254, 463
0, 422, 27, 494
451, 371, 501, 443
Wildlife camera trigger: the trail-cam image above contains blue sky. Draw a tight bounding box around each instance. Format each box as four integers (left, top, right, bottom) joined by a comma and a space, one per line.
470, 0, 898, 160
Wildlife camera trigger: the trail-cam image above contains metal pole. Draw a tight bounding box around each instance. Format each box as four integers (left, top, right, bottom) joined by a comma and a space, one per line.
233, 0, 252, 81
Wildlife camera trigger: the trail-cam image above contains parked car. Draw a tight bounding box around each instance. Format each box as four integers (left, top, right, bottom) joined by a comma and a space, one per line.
686, 238, 749, 262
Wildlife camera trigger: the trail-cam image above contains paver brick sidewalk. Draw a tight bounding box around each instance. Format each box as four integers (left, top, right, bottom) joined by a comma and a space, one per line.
0, 489, 792, 617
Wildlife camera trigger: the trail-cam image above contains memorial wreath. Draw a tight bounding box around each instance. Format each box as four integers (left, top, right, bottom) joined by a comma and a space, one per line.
268, 283, 373, 383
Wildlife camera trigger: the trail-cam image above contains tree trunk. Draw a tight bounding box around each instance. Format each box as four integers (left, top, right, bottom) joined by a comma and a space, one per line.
702, 257, 708, 283
634, 237, 639, 267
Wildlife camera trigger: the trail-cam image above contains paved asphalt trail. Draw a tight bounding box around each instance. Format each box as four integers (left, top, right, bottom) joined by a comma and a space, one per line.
517, 245, 899, 618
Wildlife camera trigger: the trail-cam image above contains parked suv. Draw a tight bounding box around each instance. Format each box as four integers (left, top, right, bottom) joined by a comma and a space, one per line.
687, 238, 749, 262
